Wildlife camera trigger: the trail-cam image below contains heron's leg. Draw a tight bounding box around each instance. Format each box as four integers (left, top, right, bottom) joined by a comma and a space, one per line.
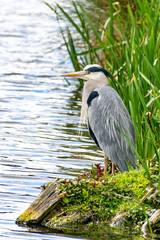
104, 155, 109, 173
111, 162, 115, 175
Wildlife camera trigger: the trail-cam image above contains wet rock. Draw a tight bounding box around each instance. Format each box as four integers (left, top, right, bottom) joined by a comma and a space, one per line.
42, 210, 92, 230
110, 213, 130, 228
142, 209, 160, 234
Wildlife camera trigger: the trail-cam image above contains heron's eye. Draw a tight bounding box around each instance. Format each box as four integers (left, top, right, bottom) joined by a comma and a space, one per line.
85, 71, 91, 75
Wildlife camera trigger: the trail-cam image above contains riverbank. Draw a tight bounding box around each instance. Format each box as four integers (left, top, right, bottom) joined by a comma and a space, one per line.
16, 164, 160, 239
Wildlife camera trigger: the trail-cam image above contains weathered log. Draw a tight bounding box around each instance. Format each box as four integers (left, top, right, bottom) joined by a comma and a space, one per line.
16, 180, 61, 225
16, 178, 92, 233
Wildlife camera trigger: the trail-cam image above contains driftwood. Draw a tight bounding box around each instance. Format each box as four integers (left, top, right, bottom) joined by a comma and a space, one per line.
16, 180, 61, 225
16, 179, 91, 230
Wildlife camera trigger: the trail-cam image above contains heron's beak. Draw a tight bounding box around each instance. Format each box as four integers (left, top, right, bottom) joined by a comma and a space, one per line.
60, 71, 86, 79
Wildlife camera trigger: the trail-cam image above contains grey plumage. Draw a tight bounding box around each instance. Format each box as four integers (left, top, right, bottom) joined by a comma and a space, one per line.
61, 64, 137, 173
87, 86, 136, 172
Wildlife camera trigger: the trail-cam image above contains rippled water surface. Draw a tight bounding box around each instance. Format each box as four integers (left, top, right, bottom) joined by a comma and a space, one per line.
0, 0, 103, 239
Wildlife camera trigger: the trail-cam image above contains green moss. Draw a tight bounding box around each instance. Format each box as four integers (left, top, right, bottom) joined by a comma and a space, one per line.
58, 164, 159, 227
16, 209, 35, 222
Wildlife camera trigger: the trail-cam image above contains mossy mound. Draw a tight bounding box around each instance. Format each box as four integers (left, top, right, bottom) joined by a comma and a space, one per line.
56, 164, 159, 227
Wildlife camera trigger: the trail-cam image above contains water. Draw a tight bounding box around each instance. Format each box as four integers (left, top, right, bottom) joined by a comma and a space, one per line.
0, 0, 103, 239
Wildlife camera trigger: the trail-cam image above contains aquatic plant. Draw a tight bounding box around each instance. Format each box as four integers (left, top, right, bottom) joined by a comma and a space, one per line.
46, 0, 160, 187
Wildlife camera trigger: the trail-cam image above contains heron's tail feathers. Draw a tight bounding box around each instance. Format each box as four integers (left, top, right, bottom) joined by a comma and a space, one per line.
117, 154, 137, 173
114, 150, 137, 172
117, 160, 129, 173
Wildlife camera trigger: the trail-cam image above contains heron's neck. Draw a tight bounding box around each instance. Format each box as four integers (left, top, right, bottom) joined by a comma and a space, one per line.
80, 79, 109, 122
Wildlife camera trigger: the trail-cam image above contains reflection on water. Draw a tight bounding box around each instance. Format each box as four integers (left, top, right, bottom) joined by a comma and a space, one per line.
0, 0, 102, 239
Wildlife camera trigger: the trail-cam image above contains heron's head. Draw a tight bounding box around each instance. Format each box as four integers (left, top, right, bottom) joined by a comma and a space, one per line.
60, 64, 112, 84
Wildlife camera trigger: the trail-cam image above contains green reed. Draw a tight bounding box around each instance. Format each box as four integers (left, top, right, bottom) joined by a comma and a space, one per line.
47, 0, 160, 186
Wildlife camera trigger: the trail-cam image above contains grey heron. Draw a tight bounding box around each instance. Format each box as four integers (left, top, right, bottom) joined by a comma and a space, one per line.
61, 64, 137, 173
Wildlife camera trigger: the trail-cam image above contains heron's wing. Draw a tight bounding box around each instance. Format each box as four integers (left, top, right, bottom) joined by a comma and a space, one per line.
87, 86, 136, 172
